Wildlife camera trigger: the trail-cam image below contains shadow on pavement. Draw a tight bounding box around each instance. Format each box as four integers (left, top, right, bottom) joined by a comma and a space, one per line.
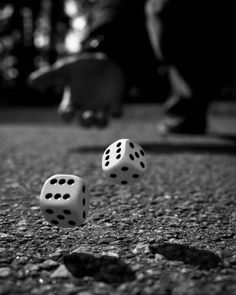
63, 252, 135, 283
70, 136, 236, 155
140, 140, 236, 155
149, 243, 222, 270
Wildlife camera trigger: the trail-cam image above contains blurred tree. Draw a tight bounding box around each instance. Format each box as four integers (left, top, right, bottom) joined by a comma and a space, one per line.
0, 0, 70, 106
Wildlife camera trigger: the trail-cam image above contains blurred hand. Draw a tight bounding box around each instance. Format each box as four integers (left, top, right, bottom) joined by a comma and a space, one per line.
28, 53, 125, 127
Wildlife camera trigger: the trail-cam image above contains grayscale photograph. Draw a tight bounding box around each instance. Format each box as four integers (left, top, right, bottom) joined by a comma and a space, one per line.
0, 1, 236, 294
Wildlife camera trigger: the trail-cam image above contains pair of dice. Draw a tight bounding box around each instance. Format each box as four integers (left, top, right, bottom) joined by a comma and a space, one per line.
40, 139, 147, 228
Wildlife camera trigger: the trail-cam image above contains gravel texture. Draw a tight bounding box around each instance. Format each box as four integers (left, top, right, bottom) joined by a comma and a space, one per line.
0, 103, 236, 295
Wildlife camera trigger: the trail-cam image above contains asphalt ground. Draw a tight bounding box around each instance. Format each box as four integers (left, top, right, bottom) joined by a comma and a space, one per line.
0, 102, 236, 295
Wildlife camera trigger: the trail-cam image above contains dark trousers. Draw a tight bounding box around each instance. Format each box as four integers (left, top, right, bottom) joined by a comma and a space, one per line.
83, 0, 236, 101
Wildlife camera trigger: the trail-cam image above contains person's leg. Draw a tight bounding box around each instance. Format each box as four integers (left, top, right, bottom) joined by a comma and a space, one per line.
83, 0, 161, 99
145, 0, 209, 134
60, 0, 129, 125
29, 0, 158, 127
58, 86, 75, 122
158, 66, 208, 134
146, 0, 236, 134
29, 53, 126, 126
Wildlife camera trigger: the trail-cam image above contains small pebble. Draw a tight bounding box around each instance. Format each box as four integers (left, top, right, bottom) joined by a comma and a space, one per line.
0, 267, 11, 277
51, 265, 70, 279
0, 233, 10, 238
0, 248, 6, 254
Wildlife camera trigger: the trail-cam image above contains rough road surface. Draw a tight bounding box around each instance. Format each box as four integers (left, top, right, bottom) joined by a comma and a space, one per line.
0, 103, 236, 295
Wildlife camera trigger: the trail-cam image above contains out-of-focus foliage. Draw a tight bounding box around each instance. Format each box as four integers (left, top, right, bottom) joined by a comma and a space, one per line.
0, 0, 90, 105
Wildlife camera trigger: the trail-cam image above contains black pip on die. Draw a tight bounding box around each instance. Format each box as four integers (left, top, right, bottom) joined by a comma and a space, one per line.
102, 139, 147, 185
40, 175, 90, 228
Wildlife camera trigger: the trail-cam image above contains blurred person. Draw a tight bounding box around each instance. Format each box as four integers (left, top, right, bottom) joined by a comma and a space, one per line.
29, 0, 236, 134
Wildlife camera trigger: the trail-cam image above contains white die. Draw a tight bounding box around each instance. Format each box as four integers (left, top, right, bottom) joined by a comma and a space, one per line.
102, 139, 147, 185
40, 174, 90, 228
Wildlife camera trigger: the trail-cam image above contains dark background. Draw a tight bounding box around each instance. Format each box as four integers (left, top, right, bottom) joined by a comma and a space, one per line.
1, 0, 236, 108
0, 0, 78, 107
